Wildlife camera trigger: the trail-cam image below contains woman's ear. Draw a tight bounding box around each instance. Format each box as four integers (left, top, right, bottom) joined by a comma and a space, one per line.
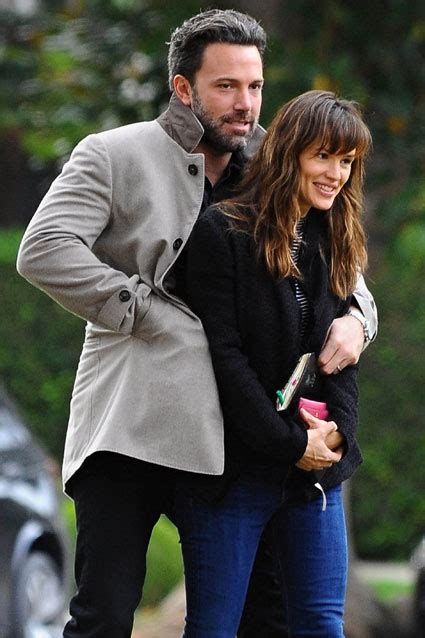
173, 75, 193, 107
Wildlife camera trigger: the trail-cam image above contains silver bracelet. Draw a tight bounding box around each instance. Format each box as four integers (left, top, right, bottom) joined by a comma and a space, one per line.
346, 308, 372, 345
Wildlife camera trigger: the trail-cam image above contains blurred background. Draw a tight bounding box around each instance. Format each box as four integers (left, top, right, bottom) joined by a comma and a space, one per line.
0, 0, 424, 634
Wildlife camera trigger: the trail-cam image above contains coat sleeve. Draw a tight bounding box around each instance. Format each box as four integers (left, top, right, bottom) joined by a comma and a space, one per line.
16, 134, 154, 337
352, 273, 378, 342
185, 210, 308, 465
322, 363, 359, 459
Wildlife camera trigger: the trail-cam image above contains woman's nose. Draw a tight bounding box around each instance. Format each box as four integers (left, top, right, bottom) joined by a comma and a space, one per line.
325, 160, 342, 180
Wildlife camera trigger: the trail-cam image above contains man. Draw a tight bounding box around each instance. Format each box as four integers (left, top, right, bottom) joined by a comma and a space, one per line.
17, 9, 376, 637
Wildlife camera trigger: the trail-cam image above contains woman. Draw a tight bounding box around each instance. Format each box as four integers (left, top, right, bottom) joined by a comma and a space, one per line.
175, 90, 372, 637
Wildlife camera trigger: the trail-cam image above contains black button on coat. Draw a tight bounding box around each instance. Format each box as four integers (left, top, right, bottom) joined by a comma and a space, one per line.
119, 290, 131, 302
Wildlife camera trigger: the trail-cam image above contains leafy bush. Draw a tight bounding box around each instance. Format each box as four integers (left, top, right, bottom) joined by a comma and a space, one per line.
143, 516, 184, 607
0, 227, 84, 459
352, 219, 425, 560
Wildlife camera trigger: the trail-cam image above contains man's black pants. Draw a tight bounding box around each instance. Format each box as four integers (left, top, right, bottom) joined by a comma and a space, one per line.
63, 452, 288, 637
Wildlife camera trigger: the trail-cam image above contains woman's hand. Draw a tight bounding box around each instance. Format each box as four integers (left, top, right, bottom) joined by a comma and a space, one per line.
300, 408, 345, 452
295, 409, 343, 472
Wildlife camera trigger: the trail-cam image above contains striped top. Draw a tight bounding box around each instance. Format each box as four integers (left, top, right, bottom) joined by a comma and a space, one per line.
291, 218, 311, 342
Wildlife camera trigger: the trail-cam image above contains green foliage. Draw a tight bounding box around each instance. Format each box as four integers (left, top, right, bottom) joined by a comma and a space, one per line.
352, 224, 425, 559
0, 0, 204, 165
0, 228, 84, 459
143, 516, 184, 607
367, 579, 414, 603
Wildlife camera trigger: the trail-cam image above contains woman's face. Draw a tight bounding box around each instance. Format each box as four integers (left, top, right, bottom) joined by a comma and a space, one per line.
297, 142, 356, 216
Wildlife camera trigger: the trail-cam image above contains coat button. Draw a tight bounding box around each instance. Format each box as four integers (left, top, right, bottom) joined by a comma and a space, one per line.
119, 289, 131, 302
173, 238, 183, 250
188, 164, 198, 176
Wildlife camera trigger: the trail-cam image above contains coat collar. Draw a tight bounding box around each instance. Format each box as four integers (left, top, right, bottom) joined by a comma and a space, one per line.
157, 92, 265, 158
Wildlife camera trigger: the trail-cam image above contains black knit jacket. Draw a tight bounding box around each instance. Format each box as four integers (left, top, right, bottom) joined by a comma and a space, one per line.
182, 205, 363, 502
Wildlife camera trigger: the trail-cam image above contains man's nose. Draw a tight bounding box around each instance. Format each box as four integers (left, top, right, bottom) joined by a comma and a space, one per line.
234, 88, 252, 112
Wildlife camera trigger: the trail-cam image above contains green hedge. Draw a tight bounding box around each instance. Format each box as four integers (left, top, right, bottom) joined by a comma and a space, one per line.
0, 227, 84, 460
352, 220, 425, 560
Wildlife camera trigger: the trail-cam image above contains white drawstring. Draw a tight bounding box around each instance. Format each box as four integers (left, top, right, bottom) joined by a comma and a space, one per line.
314, 482, 327, 511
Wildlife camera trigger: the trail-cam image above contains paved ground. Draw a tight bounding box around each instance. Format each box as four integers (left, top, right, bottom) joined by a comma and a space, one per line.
133, 583, 185, 638
356, 561, 414, 584
132, 561, 417, 638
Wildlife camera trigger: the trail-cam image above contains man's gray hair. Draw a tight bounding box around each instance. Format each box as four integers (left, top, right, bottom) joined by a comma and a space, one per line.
167, 9, 267, 90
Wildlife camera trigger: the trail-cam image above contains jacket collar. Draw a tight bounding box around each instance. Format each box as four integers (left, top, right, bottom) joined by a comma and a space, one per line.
157, 92, 265, 158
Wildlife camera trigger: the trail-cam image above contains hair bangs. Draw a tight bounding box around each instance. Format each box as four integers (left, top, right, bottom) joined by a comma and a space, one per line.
316, 105, 371, 158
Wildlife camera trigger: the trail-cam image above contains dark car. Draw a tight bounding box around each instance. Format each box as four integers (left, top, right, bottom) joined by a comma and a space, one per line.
0, 389, 70, 638
412, 537, 425, 637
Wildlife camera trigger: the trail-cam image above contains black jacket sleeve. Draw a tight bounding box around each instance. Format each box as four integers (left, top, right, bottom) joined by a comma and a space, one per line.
323, 365, 359, 456
185, 209, 308, 465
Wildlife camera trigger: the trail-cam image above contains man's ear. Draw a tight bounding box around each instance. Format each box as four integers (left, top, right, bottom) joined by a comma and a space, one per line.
173, 75, 193, 106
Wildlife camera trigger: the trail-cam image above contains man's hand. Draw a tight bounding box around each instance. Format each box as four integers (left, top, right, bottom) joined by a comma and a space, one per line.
318, 313, 364, 375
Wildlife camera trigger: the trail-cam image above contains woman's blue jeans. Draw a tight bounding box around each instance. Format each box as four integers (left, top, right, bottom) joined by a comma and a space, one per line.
175, 475, 347, 638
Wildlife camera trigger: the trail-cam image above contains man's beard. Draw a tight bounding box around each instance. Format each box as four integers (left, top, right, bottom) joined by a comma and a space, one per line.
191, 90, 257, 154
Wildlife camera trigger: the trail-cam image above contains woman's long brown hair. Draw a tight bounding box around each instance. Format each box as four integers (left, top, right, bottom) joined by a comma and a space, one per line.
221, 90, 372, 298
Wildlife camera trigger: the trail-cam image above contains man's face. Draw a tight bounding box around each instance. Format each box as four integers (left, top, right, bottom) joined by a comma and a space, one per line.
189, 43, 264, 153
